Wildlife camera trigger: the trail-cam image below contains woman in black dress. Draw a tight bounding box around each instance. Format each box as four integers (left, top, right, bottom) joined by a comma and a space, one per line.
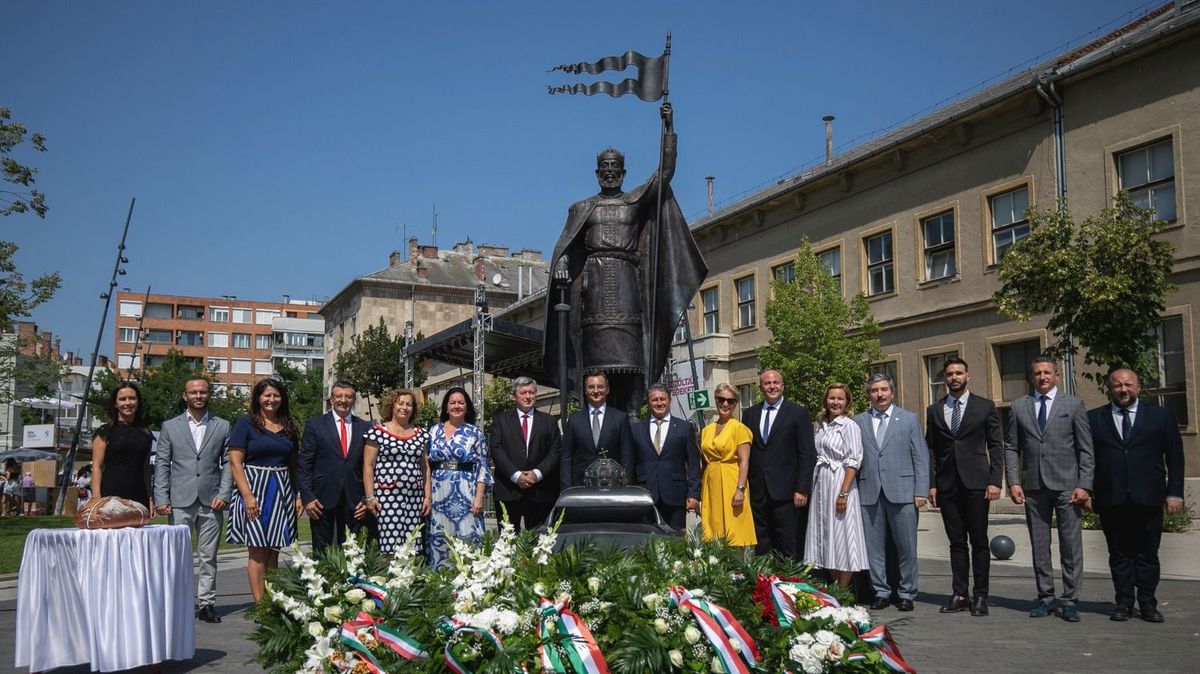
363, 389, 431, 555
90, 381, 153, 507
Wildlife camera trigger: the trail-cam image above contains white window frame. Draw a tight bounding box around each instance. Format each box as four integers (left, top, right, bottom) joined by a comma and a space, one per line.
118, 301, 142, 317
206, 357, 228, 374
254, 359, 274, 375
231, 333, 251, 349
119, 327, 139, 343
232, 308, 252, 324
701, 287, 719, 335
208, 332, 229, 348
990, 186, 1030, 262
921, 211, 956, 281
230, 358, 252, 374
865, 232, 894, 296
209, 306, 230, 322
735, 275, 756, 329
1117, 139, 1176, 222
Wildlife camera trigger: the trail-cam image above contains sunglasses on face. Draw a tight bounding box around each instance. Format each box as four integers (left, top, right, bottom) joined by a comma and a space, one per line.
715, 396, 737, 404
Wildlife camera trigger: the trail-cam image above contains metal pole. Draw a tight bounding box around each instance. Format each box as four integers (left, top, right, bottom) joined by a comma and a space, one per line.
55, 197, 135, 516
680, 308, 704, 428
402, 320, 414, 390
649, 32, 671, 388
555, 284, 571, 426
472, 284, 490, 421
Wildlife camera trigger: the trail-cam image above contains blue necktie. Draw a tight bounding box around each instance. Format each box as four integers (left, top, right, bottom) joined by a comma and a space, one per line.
951, 398, 961, 435
1037, 395, 1048, 432
762, 406, 774, 442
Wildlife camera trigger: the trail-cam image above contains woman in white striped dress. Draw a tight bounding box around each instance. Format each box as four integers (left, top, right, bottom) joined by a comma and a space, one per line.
227, 378, 301, 603
804, 383, 869, 587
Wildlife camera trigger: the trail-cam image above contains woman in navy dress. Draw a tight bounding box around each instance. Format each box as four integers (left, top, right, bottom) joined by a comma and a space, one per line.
227, 378, 301, 602
426, 387, 492, 569
90, 381, 154, 508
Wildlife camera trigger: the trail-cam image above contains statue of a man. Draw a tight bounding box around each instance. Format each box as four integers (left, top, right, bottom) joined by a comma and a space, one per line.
543, 103, 707, 413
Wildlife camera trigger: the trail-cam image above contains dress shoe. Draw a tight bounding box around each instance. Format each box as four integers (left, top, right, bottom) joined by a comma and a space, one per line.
896, 599, 915, 612
1139, 606, 1164, 623
1110, 605, 1133, 622
969, 595, 989, 616
940, 596, 969, 613
1029, 601, 1057, 618
868, 597, 891, 610
1059, 605, 1081, 622
196, 605, 222, 623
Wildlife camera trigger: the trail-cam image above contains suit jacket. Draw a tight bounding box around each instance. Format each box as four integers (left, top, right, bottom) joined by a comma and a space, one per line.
297, 412, 373, 508
744, 398, 818, 500
1088, 401, 1184, 509
490, 408, 561, 503
560, 405, 633, 489
626, 415, 701, 506
854, 405, 930, 506
1005, 391, 1094, 492
925, 393, 1004, 492
153, 411, 233, 507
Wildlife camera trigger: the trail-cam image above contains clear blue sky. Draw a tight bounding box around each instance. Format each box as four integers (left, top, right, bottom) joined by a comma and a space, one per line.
3, 0, 1160, 359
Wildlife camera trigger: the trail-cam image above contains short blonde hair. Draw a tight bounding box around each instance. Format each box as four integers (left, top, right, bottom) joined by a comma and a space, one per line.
714, 382, 738, 400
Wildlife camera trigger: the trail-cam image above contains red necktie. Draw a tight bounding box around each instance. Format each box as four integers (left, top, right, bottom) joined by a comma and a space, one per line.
339, 417, 348, 457
521, 413, 530, 444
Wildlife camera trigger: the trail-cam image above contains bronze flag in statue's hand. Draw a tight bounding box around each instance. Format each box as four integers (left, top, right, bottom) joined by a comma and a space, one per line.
547, 49, 667, 102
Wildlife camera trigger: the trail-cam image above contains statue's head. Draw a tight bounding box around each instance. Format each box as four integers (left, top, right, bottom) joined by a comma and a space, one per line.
595, 147, 626, 192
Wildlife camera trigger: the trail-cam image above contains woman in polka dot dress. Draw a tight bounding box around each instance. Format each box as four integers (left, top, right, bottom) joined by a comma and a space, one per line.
363, 389, 431, 555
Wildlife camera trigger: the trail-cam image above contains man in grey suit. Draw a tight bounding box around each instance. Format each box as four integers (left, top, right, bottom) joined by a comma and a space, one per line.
154, 376, 232, 623
1006, 356, 1094, 622
854, 373, 929, 612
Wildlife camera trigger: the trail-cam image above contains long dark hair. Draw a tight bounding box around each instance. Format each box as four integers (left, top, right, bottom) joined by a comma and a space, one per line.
439, 386, 477, 425
249, 378, 298, 444
105, 381, 147, 427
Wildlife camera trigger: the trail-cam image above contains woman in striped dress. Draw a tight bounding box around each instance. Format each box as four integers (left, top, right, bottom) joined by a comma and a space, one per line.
227, 378, 301, 602
804, 383, 869, 588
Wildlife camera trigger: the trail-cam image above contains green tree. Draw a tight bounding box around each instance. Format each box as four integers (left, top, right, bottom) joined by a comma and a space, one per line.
274, 361, 325, 433
993, 193, 1175, 391
757, 239, 883, 413
416, 398, 439, 427
1, 107, 59, 333
89, 350, 247, 428
480, 376, 514, 434
0, 335, 70, 406
333, 318, 425, 413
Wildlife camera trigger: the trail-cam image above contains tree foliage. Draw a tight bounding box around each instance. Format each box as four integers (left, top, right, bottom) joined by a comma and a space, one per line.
757, 240, 883, 413
480, 376, 514, 434
332, 318, 425, 413
993, 193, 1176, 391
0, 334, 70, 406
89, 349, 248, 429
273, 360, 325, 433
1, 107, 47, 218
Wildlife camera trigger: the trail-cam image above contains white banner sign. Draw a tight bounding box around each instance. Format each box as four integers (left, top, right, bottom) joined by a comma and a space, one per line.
22, 424, 55, 448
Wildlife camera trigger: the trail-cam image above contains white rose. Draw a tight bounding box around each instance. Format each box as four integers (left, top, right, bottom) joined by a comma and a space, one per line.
690, 588, 706, 598
827, 639, 845, 661
814, 630, 836, 646
710, 655, 724, 673
641, 593, 662, 610
345, 589, 367, 603
729, 637, 742, 653
534, 583, 547, 596
669, 650, 684, 668
322, 605, 342, 621
654, 618, 670, 634
307, 622, 324, 638
362, 600, 376, 613
684, 625, 702, 644
587, 577, 601, 594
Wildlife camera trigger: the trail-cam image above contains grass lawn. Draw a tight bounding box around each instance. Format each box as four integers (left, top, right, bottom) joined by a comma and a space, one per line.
0, 513, 314, 575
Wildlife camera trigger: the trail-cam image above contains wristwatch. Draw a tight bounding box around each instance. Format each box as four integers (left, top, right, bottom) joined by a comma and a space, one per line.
838, 490, 849, 498
736, 484, 746, 493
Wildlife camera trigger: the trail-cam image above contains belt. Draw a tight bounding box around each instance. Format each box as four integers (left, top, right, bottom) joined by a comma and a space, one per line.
431, 461, 476, 472
815, 455, 842, 470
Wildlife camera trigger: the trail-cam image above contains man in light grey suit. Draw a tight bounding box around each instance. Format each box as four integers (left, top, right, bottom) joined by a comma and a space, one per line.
854, 373, 929, 612
154, 377, 232, 624
1005, 356, 1094, 622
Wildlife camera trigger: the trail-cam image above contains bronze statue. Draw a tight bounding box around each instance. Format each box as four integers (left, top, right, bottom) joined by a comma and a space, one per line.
543, 103, 707, 413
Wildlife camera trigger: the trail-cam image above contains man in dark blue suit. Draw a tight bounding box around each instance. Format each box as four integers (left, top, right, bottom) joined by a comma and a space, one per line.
626, 384, 701, 530
297, 381, 374, 553
1088, 368, 1186, 623
560, 373, 633, 488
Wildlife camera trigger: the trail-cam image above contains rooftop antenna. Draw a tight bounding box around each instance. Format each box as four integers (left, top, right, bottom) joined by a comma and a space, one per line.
432, 204, 438, 247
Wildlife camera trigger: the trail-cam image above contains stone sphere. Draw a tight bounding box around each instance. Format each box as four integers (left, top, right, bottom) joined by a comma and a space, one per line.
990, 534, 1016, 560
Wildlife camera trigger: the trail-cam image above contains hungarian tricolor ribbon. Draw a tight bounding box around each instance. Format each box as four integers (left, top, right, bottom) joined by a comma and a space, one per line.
759, 574, 840, 628
537, 597, 609, 674
348, 575, 391, 608
856, 624, 917, 673
437, 616, 523, 674
338, 611, 427, 669
668, 586, 760, 674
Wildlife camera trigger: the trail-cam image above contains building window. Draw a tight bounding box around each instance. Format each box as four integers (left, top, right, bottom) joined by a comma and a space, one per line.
922, 211, 956, 280
118, 301, 142, 317
116, 353, 141, 369
818, 248, 842, 290
177, 305, 204, 320
1118, 139, 1175, 222
231, 384, 250, 397
990, 186, 1030, 261
119, 327, 139, 343
772, 262, 795, 284
207, 357, 228, 374
144, 302, 173, 319
701, 287, 719, 335
232, 308, 252, 324
865, 232, 894, 296
1146, 315, 1187, 425
176, 331, 203, 346
924, 351, 959, 404
735, 275, 756, 329
255, 360, 273, 375
256, 334, 272, 350
256, 309, 280, 325
995, 339, 1042, 404
144, 329, 172, 344
208, 332, 229, 348
869, 361, 899, 403
230, 358, 252, 374
232, 333, 251, 349
209, 307, 229, 322
672, 316, 687, 344
737, 384, 756, 416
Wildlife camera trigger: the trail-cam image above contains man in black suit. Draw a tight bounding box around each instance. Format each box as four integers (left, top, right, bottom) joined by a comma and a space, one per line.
744, 369, 817, 559
490, 376, 561, 531
925, 358, 1004, 617
1088, 367, 1186, 623
626, 384, 701, 530
297, 381, 374, 553
560, 373, 633, 488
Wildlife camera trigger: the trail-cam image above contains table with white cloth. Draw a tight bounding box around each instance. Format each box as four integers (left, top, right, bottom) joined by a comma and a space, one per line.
14, 524, 196, 672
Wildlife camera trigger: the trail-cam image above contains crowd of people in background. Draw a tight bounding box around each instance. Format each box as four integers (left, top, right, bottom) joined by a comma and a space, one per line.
79, 353, 1185, 625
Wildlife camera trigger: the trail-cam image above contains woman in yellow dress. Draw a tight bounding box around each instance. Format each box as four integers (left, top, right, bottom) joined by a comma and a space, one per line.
700, 382, 756, 547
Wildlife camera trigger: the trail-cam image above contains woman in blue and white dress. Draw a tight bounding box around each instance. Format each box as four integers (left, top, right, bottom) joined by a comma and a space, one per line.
425, 386, 492, 569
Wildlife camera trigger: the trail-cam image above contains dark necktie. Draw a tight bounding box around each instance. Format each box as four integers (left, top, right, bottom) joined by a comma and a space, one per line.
521, 413, 531, 450
875, 411, 888, 444
591, 408, 601, 446
951, 398, 962, 435
1120, 408, 1131, 440
762, 406, 774, 442
1037, 395, 1049, 432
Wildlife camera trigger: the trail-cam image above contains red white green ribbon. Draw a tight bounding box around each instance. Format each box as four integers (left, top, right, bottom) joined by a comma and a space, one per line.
762, 574, 840, 628
857, 624, 916, 673
668, 586, 760, 674
339, 618, 388, 674
348, 575, 391, 608
537, 597, 609, 674
437, 616, 524, 674
338, 611, 427, 670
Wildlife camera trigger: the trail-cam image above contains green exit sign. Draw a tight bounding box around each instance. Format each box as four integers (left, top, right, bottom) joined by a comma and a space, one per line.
688, 390, 711, 410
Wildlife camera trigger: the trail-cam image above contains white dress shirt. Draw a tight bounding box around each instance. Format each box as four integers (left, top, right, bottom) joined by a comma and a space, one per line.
1110, 399, 1138, 440
759, 398, 782, 438
943, 391, 970, 428
872, 404, 895, 436
187, 410, 210, 453
510, 409, 543, 483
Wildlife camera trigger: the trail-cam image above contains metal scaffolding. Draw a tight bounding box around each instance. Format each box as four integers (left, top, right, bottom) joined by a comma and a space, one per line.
472, 284, 492, 419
